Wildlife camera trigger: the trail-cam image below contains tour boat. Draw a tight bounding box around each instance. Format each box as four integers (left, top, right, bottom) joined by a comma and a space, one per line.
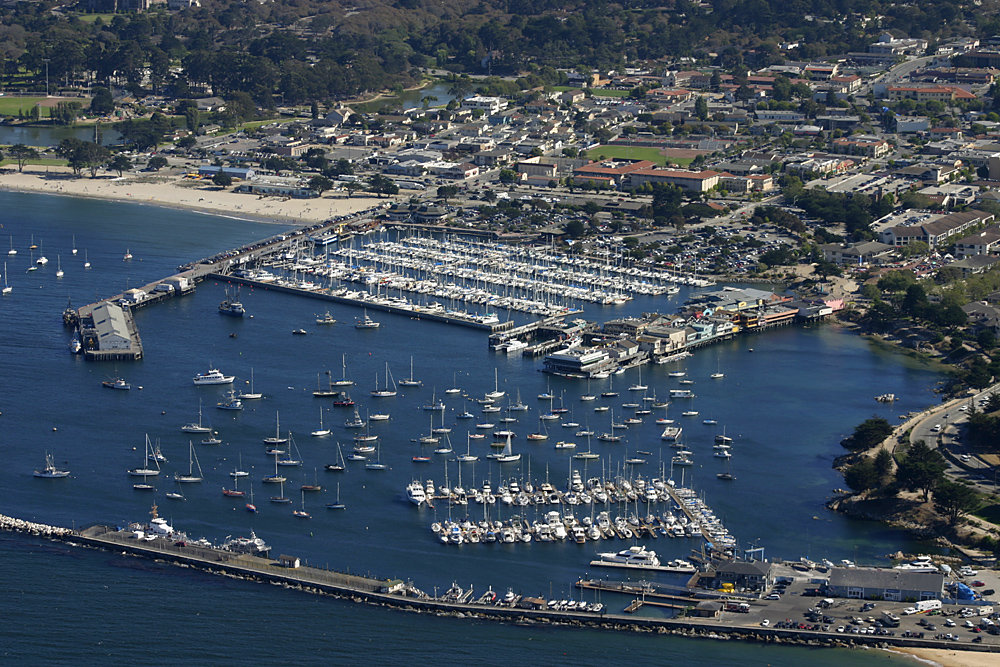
193, 368, 234, 385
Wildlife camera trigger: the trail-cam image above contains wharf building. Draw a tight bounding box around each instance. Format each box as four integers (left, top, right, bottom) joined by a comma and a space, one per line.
827, 567, 944, 602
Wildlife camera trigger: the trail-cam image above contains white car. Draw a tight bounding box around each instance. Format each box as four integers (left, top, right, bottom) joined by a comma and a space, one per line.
760, 619, 770, 627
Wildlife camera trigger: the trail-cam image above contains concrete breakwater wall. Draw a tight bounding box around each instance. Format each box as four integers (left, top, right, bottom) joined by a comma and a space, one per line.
2, 513, 998, 656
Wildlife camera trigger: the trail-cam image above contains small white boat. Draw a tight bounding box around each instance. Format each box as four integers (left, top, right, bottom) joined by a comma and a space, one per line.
123, 249, 133, 261
193, 368, 234, 385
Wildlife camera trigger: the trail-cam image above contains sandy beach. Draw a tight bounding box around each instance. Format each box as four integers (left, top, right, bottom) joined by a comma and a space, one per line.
0, 166, 387, 225
888, 646, 999, 666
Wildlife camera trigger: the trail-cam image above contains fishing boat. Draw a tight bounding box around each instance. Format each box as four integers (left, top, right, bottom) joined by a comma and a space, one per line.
68, 334, 81, 354
315, 311, 337, 325
326, 483, 346, 510
216, 389, 243, 410
398, 356, 422, 387
218, 287, 245, 316
193, 368, 234, 385
201, 434, 222, 445
238, 368, 263, 400
2, 261, 11, 295
34, 453, 70, 478
102, 377, 131, 391
263, 411, 289, 446
174, 441, 204, 483
181, 401, 212, 433
331, 354, 354, 386
333, 395, 355, 407
311, 407, 331, 437
354, 309, 380, 329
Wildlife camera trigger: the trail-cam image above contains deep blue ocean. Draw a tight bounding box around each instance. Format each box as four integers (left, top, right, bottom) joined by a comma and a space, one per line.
0, 190, 941, 665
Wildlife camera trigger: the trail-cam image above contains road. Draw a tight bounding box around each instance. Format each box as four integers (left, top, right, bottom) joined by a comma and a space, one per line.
907, 383, 1000, 493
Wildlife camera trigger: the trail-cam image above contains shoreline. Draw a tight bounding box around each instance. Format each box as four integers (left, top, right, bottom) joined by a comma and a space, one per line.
0, 166, 387, 225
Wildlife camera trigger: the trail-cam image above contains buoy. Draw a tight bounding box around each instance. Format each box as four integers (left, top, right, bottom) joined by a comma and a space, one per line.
161, 410, 166, 415
52, 427, 57, 431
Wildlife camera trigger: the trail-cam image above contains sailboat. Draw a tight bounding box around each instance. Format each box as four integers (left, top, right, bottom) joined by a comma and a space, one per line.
246, 485, 257, 512
174, 441, 204, 483
277, 433, 303, 466
371, 363, 397, 397
71, 235, 78, 255
313, 370, 338, 397
527, 417, 549, 441
128, 436, 161, 489
181, 400, 212, 433
456, 433, 479, 462
35, 240, 47, 265
2, 262, 11, 295
311, 407, 331, 437
123, 248, 133, 261
83, 249, 91, 269
325, 483, 346, 510
230, 453, 249, 478
573, 433, 600, 460
491, 433, 520, 462
223, 474, 246, 497
601, 376, 618, 398
711, 358, 725, 379
238, 368, 263, 400
55, 255, 63, 279
262, 450, 287, 484
165, 483, 185, 500
398, 356, 421, 387
485, 368, 504, 400
332, 354, 353, 386
293, 490, 311, 518
365, 442, 387, 470
445, 372, 461, 395
270, 478, 292, 504
7, 234, 15, 256
263, 411, 288, 446
301, 467, 323, 492
628, 365, 647, 391
325, 443, 347, 472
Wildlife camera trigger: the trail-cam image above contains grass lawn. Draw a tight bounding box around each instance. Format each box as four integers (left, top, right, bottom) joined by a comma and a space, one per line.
0, 158, 69, 168
74, 13, 115, 23
590, 88, 632, 98
974, 503, 1000, 525
584, 144, 693, 167
0, 97, 50, 117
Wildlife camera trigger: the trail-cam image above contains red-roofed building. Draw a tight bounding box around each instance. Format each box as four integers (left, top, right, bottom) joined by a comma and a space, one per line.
647, 88, 693, 103
886, 85, 977, 102
573, 159, 656, 188
832, 137, 891, 158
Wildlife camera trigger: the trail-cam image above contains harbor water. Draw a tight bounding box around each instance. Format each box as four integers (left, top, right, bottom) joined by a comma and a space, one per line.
0, 190, 941, 664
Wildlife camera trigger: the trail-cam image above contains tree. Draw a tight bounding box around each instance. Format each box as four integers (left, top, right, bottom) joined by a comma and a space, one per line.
694, 95, 709, 121
844, 458, 880, 493
344, 182, 365, 198
565, 218, 586, 238
147, 156, 168, 171
8, 144, 39, 172
933, 480, 980, 526
90, 86, 114, 115
366, 174, 398, 197
896, 440, 947, 501
437, 185, 459, 202
108, 154, 132, 177
212, 170, 233, 187
841, 417, 893, 451
184, 107, 200, 134
176, 136, 197, 150
307, 175, 333, 195
498, 169, 518, 185
874, 448, 894, 482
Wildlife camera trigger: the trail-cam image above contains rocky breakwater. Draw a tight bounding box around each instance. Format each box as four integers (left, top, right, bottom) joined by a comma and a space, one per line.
0, 512, 72, 538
